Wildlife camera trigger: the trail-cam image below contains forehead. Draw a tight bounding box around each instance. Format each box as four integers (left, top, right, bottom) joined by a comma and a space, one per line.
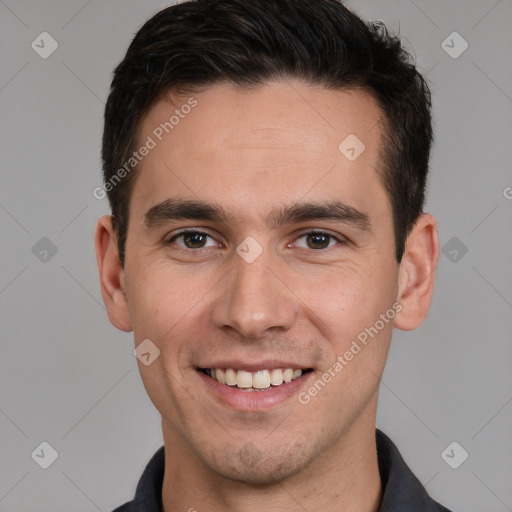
141, 81, 382, 152
130, 81, 389, 226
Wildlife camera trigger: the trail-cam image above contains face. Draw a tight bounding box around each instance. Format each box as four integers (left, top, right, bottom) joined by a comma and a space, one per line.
100, 81, 413, 483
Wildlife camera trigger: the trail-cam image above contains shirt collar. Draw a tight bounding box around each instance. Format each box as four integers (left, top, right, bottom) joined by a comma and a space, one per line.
376, 429, 451, 511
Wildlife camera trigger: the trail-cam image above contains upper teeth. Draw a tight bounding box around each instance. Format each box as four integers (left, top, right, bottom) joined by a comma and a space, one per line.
208, 368, 304, 389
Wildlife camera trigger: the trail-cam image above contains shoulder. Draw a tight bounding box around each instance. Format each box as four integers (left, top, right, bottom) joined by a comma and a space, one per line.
109, 445, 165, 512
435, 503, 455, 512
110, 502, 135, 512
376, 429, 456, 512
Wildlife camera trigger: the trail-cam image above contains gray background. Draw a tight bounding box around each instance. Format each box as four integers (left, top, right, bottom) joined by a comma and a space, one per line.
0, 0, 511, 510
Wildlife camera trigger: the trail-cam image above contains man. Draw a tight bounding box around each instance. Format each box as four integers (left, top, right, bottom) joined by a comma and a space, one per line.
95, 0, 452, 510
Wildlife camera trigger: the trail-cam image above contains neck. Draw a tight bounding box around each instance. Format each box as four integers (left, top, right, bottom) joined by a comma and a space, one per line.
161, 406, 382, 512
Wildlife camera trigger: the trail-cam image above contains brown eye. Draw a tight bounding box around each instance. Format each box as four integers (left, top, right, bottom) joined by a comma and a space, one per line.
294, 231, 344, 250
167, 231, 217, 249
182, 232, 207, 248
305, 232, 331, 249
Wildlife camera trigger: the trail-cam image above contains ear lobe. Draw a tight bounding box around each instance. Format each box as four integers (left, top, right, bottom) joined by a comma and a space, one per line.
94, 215, 133, 332
394, 213, 440, 331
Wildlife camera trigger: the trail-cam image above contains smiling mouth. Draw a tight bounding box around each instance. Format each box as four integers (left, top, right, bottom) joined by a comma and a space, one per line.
199, 367, 314, 391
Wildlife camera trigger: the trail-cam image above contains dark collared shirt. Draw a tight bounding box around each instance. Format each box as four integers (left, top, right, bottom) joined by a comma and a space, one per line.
112, 429, 454, 512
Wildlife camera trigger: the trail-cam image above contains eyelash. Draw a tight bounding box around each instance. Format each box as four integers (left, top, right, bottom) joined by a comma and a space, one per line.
165, 229, 347, 251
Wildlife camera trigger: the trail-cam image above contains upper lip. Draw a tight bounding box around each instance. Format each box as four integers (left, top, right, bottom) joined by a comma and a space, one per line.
198, 359, 312, 372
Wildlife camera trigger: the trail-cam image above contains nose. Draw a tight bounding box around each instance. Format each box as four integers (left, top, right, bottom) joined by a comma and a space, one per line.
210, 244, 298, 340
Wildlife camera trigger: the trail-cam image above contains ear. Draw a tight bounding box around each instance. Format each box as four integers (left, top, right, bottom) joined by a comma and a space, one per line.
94, 215, 132, 332
394, 213, 439, 331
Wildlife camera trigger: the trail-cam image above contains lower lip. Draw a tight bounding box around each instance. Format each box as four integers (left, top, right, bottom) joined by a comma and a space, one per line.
197, 370, 314, 411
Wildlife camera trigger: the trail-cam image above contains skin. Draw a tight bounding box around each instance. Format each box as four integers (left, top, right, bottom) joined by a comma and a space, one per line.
95, 80, 439, 512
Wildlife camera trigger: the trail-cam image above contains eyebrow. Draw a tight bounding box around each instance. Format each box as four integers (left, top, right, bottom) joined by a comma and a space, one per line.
143, 197, 372, 233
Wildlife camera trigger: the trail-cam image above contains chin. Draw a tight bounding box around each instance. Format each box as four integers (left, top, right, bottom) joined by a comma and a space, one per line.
220, 459, 305, 485
204, 439, 317, 485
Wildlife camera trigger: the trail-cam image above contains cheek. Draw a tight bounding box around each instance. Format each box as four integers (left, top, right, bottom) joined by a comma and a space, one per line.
299, 257, 398, 352
127, 266, 206, 422
126, 262, 199, 347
